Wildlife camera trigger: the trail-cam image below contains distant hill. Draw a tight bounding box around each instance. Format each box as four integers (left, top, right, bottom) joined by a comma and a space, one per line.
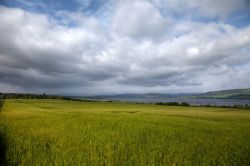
89, 93, 196, 99
1, 88, 250, 100
89, 88, 250, 100
194, 88, 250, 99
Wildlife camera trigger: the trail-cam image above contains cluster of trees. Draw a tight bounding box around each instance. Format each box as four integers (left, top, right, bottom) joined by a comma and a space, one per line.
155, 102, 190, 107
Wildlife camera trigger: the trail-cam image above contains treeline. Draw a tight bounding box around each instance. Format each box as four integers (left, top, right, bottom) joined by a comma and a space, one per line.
202, 104, 250, 109
155, 102, 250, 109
61, 97, 99, 102
155, 102, 190, 106
0, 93, 99, 102
0, 93, 63, 99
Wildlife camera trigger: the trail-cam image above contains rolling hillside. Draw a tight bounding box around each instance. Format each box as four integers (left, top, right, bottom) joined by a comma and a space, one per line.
196, 88, 250, 99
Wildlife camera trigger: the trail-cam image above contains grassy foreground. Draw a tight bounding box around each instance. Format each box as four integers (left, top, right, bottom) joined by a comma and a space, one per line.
0, 99, 250, 165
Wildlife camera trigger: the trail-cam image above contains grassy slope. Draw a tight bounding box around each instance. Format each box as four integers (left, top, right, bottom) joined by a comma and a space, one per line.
0, 99, 250, 165
196, 88, 250, 99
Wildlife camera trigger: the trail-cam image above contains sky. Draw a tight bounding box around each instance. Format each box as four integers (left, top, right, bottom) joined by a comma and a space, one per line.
0, 0, 250, 95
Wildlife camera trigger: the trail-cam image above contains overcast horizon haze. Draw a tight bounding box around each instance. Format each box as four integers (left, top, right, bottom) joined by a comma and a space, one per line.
0, 0, 250, 95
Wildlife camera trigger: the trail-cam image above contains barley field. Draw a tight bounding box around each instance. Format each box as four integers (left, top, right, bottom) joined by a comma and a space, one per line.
0, 99, 250, 165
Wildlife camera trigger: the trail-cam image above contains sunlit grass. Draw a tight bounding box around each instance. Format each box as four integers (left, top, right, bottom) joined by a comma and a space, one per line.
0, 99, 250, 165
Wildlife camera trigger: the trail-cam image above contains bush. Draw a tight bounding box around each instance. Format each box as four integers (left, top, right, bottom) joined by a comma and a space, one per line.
0, 99, 4, 111
180, 102, 190, 107
155, 102, 191, 106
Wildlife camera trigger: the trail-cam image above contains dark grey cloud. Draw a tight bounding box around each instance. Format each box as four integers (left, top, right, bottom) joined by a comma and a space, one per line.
151, 0, 250, 17
0, 1, 250, 95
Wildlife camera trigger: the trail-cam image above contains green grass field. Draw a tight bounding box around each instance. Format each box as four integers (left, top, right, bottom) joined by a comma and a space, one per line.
0, 99, 250, 165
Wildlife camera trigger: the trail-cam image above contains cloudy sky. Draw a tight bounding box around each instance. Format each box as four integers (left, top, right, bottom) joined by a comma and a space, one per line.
0, 0, 250, 95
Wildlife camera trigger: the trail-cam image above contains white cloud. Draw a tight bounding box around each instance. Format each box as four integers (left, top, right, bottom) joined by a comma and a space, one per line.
187, 47, 200, 58
112, 0, 171, 40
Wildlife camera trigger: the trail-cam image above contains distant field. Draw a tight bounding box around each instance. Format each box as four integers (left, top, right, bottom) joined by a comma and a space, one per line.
0, 99, 250, 165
